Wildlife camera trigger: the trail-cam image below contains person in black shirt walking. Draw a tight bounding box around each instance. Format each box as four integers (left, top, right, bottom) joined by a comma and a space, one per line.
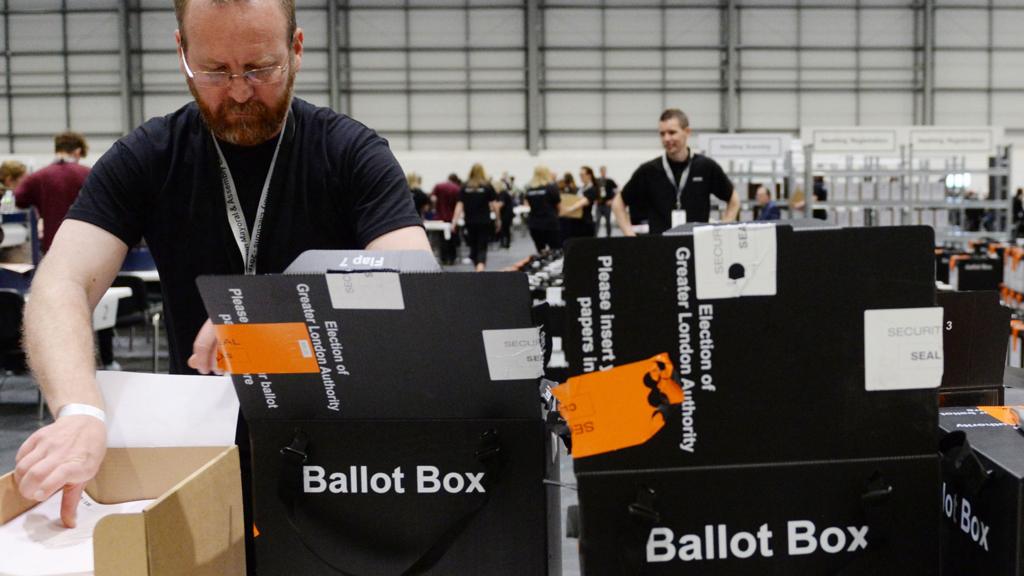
524, 165, 562, 253
594, 165, 617, 237
452, 163, 500, 271
613, 108, 738, 235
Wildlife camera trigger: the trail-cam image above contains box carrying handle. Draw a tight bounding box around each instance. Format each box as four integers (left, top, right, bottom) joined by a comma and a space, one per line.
277, 427, 506, 575
939, 430, 991, 497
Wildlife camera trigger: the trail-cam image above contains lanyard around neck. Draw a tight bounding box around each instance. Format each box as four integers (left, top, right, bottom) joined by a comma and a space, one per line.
662, 148, 692, 210
211, 114, 287, 275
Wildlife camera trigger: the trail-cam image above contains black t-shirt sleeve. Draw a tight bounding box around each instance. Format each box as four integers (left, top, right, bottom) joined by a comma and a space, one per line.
620, 166, 647, 206
548, 184, 560, 205
457, 186, 467, 204
66, 137, 150, 248
335, 121, 423, 247
707, 159, 734, 202
485, 185, 496, 203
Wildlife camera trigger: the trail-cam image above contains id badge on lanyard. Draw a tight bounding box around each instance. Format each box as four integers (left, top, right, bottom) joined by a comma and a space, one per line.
212, 112, 288, 275
671, 209, 687, 228
663, 150, 691, 229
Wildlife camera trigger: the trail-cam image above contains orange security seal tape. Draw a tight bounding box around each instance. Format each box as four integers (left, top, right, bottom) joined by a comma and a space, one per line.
213, 322, 321, 374
978, 405, 1024, 427
552, 352, 684, 459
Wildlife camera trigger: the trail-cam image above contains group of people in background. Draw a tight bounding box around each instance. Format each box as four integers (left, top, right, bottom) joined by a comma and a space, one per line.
407, 162, 620, 271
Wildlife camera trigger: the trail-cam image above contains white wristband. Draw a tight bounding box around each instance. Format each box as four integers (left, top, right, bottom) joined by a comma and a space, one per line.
57, 403, 106, 424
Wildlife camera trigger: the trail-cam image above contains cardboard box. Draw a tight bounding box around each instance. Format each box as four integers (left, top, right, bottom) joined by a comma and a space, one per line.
197, 267, 556, 575
939, 407, 1024, 575
560, 193, 583, 218
0, 446, 244, 576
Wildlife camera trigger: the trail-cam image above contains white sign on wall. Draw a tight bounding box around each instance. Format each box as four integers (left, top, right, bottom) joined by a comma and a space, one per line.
801, 126, 1003, 155
909, 128, 995, 154
808, 129, 899, 154
698, 133, 792, 159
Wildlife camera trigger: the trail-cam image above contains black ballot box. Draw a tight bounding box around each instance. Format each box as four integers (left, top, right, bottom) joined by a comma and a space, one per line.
936, 291, 1009, 407
198, 267, 556, 575
949, 255, 1003, 292
939, 407, 1024, 576
561, 224, 942, 575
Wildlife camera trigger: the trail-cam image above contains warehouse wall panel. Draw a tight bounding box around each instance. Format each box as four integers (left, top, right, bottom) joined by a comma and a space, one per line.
13, 96, 65, 134
801, 91, 857, 127
349, 93, 407, 131
859, 93, 915, 127
69, 96, 121, 133
934, 51, 988, 89
934, 93, 988, 126
740, 92, 797, 131
0, 2, 1019, 155
470, 93, 524, 131
664, 9, 720, 47
935, 9, 988, 47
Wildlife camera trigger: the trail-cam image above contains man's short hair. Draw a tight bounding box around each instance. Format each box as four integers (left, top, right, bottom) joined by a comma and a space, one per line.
175, 0, 296, 46
54, 132, 88, 157
659, 108, 690, 129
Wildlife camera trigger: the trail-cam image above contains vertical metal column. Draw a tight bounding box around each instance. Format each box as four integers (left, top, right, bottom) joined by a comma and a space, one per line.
464, 2, 471, 149
987, 0, 994, 125
404, 1, 412, 148
327, 0, 339, 112
854, 0, 861, 125
912, 0, 921, 124
922, 0, 935, 125
725, 0, 738, 132
599, 0, 606, 149
118, 0, 133, 134
804, 144, 813, 218
3, 0, 12, 152
795, 0, 801, 124
526, 0, 541, 155
660, 0, 667, 111
61, 0, 70, 129
342, 0, 352, 115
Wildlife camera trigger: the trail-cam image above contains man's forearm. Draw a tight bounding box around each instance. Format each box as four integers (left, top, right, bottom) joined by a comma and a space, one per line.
24, 279, 103, 413
723, 192, 741, 222
611, 196, 635, 236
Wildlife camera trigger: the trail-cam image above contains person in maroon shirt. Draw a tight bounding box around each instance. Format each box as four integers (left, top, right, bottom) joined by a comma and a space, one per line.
14, 132, 116, 369
15, 132, 90, 253
431, 173, 462, 264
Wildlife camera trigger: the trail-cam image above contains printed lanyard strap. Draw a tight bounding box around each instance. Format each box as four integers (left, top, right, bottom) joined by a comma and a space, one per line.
662, 149, 691, 210
212, 112, 287, 275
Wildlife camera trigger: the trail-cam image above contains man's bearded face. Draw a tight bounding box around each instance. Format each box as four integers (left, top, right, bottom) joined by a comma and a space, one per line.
189, 64, 295, 146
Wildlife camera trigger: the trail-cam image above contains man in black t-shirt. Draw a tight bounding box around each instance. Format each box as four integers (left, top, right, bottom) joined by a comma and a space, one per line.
15, 0, 429, 533
613, 108, 738, 235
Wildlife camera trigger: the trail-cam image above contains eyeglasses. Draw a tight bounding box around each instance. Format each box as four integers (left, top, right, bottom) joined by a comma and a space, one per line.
180, 49, 289, 88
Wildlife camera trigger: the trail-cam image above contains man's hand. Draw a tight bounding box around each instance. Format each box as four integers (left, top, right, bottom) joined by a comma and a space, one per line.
188, 318, 223, 375
14, 415, 106, 528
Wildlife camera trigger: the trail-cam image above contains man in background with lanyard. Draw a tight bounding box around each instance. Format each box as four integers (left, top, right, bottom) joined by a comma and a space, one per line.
613, 108, 738, 235
12, 0, 429, 561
